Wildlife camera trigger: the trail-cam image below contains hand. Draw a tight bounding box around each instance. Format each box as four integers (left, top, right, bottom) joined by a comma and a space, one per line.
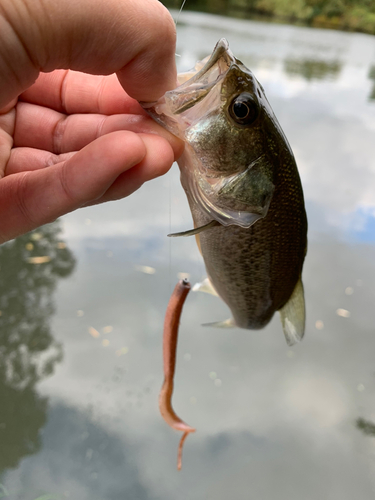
0, 0, 183, 243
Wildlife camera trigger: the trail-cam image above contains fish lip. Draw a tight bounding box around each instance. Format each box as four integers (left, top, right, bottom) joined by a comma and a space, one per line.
178, 38, 233, 88
140, 38, 233, 107
140, 38, 232, 109
141, 38, 234, 127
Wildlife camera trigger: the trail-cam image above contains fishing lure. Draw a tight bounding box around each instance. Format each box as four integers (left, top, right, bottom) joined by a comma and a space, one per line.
160, 279, 195, 470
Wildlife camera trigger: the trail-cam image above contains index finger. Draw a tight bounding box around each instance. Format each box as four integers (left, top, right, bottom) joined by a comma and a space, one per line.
20, 71, 146, 115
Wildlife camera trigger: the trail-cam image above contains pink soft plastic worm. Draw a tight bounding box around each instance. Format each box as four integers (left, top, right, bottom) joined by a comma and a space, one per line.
159, 279, 196, 470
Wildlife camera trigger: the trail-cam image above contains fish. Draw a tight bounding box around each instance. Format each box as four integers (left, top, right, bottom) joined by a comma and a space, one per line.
141, 39, 307, 346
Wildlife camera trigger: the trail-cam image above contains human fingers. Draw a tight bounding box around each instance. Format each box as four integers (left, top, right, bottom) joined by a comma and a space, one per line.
6, 148, 75, 175
11, 102, 184, 159
20, 72, 145, 115
0, 131, 174, 243
7, 132, 174, 190
0, 0, 177, 108
85, 133, 175, 204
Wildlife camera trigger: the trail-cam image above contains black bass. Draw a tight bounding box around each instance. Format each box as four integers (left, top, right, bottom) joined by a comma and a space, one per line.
142, 39, 307, 345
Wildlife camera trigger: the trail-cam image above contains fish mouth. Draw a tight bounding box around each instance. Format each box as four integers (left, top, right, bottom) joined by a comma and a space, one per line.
141, 39, 274, 230
170, 39, 233, 115
140, 38, 234, 139
177, 39, 231, 86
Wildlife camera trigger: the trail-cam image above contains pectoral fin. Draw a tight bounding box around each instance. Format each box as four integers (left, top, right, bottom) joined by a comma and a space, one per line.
279, 278, 305, 346
168, 220, 219, 237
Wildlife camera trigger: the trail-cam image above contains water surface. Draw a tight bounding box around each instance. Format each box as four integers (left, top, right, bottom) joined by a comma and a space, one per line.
1, 10, 375, 500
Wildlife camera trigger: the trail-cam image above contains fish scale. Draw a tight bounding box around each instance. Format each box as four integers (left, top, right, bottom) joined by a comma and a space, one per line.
194, 170, 306, 330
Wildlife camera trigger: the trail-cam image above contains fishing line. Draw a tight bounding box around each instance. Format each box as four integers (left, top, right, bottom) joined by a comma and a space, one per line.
170, 0, 187, 290
174, 0, 188, 57
169, 169, 172, 294
175, 0, 188, 27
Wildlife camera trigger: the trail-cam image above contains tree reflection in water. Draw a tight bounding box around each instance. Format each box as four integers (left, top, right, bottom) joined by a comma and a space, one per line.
284, 58, 342, 81
368, 65, 375, 101
356, 417, 375, 437
0, 222, 75, 470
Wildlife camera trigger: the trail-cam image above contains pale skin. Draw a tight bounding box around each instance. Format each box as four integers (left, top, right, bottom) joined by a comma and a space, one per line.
0, 0, 184, 243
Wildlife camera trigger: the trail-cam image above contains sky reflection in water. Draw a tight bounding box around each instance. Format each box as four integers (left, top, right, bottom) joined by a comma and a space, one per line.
1, 10, 375, 500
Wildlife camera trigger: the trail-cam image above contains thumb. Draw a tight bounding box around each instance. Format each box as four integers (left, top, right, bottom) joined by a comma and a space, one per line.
0, 0, 177, 107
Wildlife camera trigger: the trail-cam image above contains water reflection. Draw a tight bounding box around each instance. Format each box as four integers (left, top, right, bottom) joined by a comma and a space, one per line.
0, 223, 75, 471
284, 58, 342, 81
2, 403, 156, 500
367, 65, 375, 100
356, 417, 375, 437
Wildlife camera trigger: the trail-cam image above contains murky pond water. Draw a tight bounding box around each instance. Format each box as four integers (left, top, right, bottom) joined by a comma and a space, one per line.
1, 10, 375, 499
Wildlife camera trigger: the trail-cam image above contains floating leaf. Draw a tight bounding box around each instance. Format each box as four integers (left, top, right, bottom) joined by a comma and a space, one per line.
336, 308, 350, 318
27, 256, 51, 264
30, 232, 43, 241
135, 265, 156, 275
88, 327, 100, 338
116, 347, 129, 356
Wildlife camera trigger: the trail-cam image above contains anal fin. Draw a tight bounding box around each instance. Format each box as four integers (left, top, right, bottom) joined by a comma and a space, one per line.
279, 278, 305, 346
202, 318, 236, 328
192, 277, 219, 297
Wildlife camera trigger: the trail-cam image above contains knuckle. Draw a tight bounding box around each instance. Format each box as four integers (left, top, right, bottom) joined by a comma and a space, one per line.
52, 115, 68, 154
15, 171, 38, 226
59, 161, 77, 204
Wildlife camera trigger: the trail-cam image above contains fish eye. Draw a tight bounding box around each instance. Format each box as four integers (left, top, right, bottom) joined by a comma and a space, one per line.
229, 93, 259, 126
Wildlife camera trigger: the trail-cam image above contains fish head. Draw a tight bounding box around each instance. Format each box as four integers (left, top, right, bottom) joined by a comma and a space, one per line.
142, 39, 287, 228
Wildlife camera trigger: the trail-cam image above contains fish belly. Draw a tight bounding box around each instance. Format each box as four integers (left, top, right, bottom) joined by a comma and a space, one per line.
190, 197, 307, 330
